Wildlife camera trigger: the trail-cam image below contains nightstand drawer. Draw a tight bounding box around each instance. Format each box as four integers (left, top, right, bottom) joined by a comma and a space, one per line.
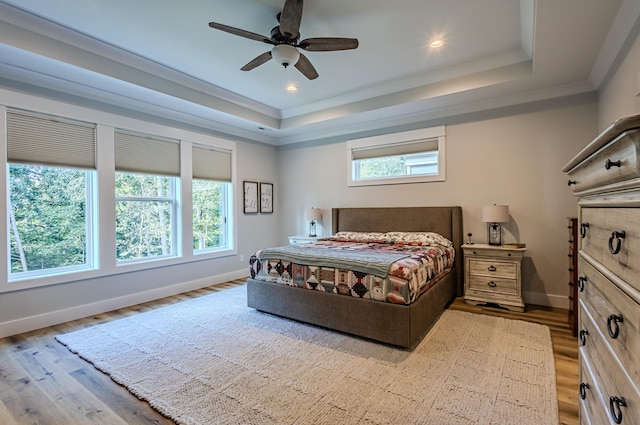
288, 236, 320, 245
468, 259, 517, 279
464, 248, 522, 260
468, 275, 518, 294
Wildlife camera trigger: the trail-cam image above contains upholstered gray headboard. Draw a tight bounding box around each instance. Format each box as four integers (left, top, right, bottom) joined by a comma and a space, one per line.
331, 206, 464, 295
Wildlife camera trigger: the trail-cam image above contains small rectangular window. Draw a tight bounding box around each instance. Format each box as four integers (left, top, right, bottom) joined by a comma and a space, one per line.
347, 126, 445, 186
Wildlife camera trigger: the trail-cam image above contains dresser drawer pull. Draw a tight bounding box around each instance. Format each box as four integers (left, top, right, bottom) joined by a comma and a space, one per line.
487, 281, 497, 288
609, 396, 627, 424
580, 223, 589, 238
608, 231, 626, 254
577, 276, 586, 292
605, 159, 622, 170
488, 265, 496, 272
607, 314, 624, 339
579, 383, 590, 400
567, 179, 576, 186
579, 329, 588, 346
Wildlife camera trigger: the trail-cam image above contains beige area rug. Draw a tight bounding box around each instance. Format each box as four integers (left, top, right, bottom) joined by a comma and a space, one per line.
56, 286, 558, 425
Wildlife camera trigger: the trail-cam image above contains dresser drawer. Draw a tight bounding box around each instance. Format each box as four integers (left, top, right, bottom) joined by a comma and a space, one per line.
579, 257, 640, 384
581, 207, 640, 291
579, 303, 640, 424
467, 259, 518, 279
579, 354, 612, 425
567, 128, 640, 193
467, 275, 518, 295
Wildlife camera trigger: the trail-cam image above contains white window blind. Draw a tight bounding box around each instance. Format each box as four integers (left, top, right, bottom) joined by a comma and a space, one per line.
115, 130, 180, 177
192, 144, 232, 182
6, 109, 96, 169
351, 139, 438, 160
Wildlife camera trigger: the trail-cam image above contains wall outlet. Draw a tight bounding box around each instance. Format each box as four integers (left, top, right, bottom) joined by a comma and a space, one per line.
239, 254, 244, 262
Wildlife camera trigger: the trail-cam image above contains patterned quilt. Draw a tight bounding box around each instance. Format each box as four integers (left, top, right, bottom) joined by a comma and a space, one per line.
249, 232, 455, 305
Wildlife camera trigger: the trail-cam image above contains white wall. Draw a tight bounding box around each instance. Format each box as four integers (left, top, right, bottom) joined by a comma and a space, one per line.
0, 92, 279, 338
277, 95, 598, 307
598, 24, 640, 129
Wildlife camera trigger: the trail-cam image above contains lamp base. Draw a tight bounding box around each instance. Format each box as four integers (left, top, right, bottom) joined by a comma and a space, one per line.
308, 221, 317, 237
487, 222, 502, 245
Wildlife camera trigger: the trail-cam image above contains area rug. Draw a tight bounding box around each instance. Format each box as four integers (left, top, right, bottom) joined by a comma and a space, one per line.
56, 285, 558, 425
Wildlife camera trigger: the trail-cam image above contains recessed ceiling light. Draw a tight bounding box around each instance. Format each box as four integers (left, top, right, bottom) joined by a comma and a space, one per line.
430, 39, 444, 48
286, 84, 298, 92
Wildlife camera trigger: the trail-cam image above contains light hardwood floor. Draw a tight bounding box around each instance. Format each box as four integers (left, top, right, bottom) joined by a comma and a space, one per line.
0, 279, 578, 424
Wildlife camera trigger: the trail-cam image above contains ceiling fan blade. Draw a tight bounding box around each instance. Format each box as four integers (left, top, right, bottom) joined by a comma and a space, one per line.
294, 53, 318, 80
240, 51, 273, 71
279, 0, 303, 39
208, 21, 272, 44
299, 37, 359, 51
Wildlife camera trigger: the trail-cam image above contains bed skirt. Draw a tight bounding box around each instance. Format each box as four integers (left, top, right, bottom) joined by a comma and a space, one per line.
246, 270, 456, 349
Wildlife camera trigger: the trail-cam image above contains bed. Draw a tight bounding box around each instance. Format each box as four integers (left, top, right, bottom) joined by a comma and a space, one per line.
246, 206, 463, 349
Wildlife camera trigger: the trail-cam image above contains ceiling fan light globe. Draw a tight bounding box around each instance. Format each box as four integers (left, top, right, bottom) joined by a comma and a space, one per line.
272, 44, 300, 68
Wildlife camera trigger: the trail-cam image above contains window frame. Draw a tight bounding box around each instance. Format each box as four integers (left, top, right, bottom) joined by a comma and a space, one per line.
7, 165, 97, 282
346, 126, 446, 187
114, 172, 180, 264
192, 179, 232, 255
0, 97, 238, 294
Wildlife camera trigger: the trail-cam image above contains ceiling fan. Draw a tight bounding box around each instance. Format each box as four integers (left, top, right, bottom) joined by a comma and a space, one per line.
208, 0, 359, 80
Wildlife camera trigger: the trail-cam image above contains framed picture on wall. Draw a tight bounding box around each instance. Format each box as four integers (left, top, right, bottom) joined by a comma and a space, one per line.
260, 182, 273, 213
243, 181, 258, 214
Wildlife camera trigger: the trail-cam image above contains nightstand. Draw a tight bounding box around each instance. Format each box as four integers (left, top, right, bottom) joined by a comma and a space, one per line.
288, 235, 320, 245
462, 243, 526, 312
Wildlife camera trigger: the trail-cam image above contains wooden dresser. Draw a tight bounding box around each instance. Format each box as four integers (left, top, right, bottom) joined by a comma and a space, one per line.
563, 114, 640, 425
567, 217, 579, 337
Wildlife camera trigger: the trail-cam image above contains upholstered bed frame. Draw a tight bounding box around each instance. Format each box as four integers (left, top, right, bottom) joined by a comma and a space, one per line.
246, 206, 464, 349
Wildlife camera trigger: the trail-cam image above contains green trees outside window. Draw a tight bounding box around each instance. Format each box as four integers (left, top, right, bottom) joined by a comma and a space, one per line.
192, 179, 227, 252
115, 172, 176, 262
9, 164, 91, 276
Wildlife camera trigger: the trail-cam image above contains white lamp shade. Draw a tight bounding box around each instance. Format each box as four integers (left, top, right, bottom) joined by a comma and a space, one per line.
482, 205, 509, 223
306, 208, 322, 221
271, 44, 300, 67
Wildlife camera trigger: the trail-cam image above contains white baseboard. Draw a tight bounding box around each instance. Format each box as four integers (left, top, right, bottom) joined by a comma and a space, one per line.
525, 290, 569, 309
1, 275, 568, 339
0, 269, 249, 339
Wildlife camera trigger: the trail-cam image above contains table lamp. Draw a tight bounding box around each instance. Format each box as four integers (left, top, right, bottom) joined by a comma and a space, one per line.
306, 207, 322, 237
482, 205, 509, 245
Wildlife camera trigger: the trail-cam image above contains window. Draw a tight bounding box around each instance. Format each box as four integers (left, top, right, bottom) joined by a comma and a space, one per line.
6, 109, 96, 280
192, 144, 232, 253
2, 101, 237, 291
115, 131, 180, 263
347, 126, 446, 186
